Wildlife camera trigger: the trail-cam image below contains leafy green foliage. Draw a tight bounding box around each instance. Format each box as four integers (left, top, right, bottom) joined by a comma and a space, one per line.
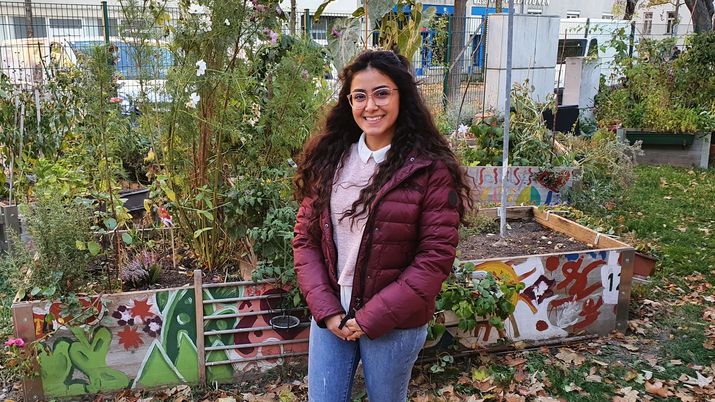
433, 262, 524, 336
596, 32, 715, 133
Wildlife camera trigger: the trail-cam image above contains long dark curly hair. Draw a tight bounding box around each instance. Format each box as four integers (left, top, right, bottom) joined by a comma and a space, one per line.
294, 49, 473, 225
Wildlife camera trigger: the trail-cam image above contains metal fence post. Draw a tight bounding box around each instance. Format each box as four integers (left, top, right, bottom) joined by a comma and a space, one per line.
101, 1, 110, 44
628, 21, 636, 58
304, 8, 311, 38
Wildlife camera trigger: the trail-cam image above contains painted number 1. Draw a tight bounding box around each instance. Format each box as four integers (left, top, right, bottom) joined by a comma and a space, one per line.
607, 272, 620, 292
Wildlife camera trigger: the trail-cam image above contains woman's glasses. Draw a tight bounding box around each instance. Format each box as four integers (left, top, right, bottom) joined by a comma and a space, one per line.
347, 87, 398, 109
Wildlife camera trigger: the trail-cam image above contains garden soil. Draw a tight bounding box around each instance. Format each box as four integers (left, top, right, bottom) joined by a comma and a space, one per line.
459, 218, 594, 260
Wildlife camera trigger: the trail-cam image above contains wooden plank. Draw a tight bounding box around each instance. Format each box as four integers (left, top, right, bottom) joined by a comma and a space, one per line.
193, 270, 206, 386
12, 302, 43, 401
616, 249, 635, 332
476, 206, 534, 220
533, 208, 628, 249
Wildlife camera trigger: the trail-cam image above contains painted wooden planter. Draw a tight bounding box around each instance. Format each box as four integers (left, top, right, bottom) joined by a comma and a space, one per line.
13, 208, 634, 400
618, 128, 712, 169
431, 206, 634, 350
12, 276, 309, 401
464, 166, 578, 207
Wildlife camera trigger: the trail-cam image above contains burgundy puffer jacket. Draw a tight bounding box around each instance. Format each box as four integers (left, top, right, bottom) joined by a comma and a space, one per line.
293, 154, 460, 340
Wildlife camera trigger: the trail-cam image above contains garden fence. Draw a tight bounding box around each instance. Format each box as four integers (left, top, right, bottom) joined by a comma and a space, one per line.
0, 1, 694, 115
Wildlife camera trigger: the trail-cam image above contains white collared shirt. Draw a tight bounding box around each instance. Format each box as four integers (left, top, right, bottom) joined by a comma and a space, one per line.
357, 132, 391, 164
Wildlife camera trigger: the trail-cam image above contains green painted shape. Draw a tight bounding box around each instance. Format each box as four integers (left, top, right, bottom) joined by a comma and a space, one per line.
204, 308, 239, 347
156, 290, 170, 312
206, 340, 233, 383
39, 339, 86, 397
161, 289, 197, 362
135, 341, 184, 388
530, 186, 541, 204
174, 330, 199, 384
68, 327, 130, 393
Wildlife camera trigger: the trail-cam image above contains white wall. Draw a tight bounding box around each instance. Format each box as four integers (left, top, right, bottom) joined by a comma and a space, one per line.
485, 14, 560, 113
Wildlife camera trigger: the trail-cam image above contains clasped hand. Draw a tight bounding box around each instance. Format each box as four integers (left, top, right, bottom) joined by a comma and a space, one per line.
326, 314, 364, 341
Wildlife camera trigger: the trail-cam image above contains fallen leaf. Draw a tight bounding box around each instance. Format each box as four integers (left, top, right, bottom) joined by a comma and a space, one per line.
613, 386, 639, 402
680, 371, 713, 387
622, 343, 640, 352
555, 348, 586, 366
645, 381, 671, 397
505, 393, 525, 402
586, 374, 603, 383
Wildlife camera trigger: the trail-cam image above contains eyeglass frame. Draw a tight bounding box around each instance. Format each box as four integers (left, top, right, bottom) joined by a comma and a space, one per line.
347, 87, 399, 109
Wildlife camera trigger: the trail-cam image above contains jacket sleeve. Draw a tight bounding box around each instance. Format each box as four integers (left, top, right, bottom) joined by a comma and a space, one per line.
355, 162, 459, 339
293, 196, 345, 327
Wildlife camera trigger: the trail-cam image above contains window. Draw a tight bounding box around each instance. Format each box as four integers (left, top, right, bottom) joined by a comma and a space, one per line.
96, 18, 119, 37
49, 18, 82, 30
557, 39, 587, 64
666, 11, 676, 34
643, 12, 653, 35
12, 16, 47, 38
566, 11, 581, 19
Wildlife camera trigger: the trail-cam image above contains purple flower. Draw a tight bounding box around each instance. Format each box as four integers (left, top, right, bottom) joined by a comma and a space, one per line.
4, 337, 24, 347
331, 26, 341, 38
263, 29, 278, 45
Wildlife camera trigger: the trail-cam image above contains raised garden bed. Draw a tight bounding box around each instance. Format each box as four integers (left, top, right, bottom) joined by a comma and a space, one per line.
618, 128, 712, 169
464, 166, 578, 207
12, 207, 634, 400
430, 206, 634, 350
12, 275, 309, 401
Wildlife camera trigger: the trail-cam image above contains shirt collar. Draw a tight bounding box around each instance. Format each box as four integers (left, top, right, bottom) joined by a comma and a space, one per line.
357, 133, 391, 164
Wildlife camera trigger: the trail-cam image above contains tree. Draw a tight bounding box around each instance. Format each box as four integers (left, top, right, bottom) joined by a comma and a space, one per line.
446, 0, 466, 104
624, 0, 638, 19
684, 0, 714, 32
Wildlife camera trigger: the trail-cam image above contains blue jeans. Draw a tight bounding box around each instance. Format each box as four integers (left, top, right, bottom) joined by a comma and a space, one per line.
308, 319, 428, 402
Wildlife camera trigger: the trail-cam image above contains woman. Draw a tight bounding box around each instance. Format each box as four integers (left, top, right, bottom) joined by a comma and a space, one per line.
293, 49, 472, 401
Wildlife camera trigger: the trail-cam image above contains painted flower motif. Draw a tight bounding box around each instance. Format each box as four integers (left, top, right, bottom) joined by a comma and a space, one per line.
129, 298, 155, 322
143, 315, 163, 338
117, 326, 144, 350
457, 124, 469, 135
224, 18, 231, 26
4, 337, 25, 347
196, 59, 207, 76
186, 92, 200, 109
112, 305, 135, 326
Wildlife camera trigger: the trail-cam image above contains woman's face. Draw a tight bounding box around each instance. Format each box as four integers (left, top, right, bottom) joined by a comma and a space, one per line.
349, 67, 400, 150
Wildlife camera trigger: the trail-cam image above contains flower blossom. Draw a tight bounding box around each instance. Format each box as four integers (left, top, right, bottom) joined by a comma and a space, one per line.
263, 28, 278, 45
457, 124, 469, 136
109, 96, 123, 104
4, 337, 25, 347
188, 2, 207, 14
196, 59, 207, 76
186, 92, 200, 109
331, 26, 341, 38
224, 18, 231, 26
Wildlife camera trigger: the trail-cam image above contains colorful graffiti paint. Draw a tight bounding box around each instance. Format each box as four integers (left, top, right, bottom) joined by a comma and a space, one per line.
449, 250, 623, 348
24, 282, 310, 398
465, 166, 577, 206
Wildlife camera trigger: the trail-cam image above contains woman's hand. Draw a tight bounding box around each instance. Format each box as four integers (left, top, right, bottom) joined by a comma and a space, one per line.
345, 318, 365, 341
325, 314, 353, 340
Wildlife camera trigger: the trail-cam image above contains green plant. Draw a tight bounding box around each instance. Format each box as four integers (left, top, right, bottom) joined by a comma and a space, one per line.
459, 210, 498, 239
153, 0, 330, 273
432, 262, 524, 339
15, 195, 95, 300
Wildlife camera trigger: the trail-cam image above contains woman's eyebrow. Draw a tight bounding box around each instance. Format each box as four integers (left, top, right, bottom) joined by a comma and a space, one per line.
351, 84, 390, 92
